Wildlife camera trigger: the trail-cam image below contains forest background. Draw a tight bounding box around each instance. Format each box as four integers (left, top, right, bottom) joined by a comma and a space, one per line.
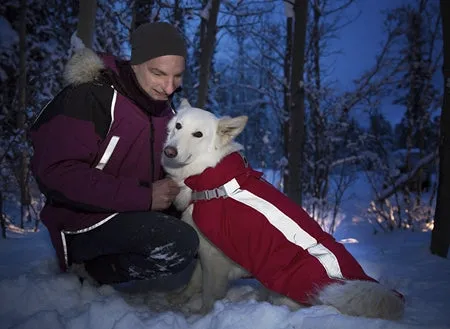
0, 0, 449, 259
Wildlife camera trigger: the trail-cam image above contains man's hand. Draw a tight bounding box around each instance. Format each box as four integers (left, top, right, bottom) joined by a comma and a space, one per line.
151, 178, 181, 211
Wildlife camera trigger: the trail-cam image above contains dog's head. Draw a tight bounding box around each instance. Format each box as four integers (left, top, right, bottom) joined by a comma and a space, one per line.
162, 99, 248, 180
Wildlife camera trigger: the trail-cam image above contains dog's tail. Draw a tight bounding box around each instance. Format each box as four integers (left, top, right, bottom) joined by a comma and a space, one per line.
315, 280, 405, 320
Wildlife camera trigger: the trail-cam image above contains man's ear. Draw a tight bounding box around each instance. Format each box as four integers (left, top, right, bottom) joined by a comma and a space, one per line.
217, 116, 248, 145
178, 98, 192, 110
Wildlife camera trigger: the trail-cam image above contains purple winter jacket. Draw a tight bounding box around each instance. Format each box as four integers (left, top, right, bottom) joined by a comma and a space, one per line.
30, 49, 174, 271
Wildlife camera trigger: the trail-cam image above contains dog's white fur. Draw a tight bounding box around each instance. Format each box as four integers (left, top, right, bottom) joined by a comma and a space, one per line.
162, 99, 250, 313
162, 99, 405, 320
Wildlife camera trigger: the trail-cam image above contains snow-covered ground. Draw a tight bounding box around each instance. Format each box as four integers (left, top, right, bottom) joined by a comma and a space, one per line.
1, 174, 449, 329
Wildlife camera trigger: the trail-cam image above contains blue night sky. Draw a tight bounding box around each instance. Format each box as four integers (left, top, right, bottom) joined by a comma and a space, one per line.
328, 0, 441, 127
329, 0, 407, 126
331, 0, 407, 88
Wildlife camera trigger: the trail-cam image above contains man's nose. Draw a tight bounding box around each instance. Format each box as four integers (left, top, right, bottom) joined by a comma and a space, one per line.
162, 78, 176, 95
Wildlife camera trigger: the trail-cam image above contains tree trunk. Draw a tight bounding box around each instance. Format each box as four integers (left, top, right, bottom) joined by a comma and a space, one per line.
286, 0, 308, 206
309, 1, 327, 220
17, 0, 31, 229
131, 0, 155, 31
76, 0, 97, 48
430, 0, 450, 258
0, 191, 6, 239
172, 0, 183, 27
283, 16, 292, 194
196, 0, 221, 108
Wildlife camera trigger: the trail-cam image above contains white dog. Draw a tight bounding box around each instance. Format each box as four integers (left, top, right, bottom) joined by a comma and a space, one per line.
161, 99, 405, 320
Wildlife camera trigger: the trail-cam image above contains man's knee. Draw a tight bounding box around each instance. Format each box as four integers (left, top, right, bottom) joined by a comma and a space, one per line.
148, 228, 198, 272
177, 219, 200, 256
152, 212, 200, 257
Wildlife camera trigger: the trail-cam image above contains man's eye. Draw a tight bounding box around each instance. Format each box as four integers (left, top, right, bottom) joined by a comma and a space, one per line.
176, 123, 182, 129
192, 131, 203, 138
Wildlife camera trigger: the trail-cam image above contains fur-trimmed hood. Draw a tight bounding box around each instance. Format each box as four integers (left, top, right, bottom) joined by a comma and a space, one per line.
63, 48, 106, 86
61, 48, 174, 117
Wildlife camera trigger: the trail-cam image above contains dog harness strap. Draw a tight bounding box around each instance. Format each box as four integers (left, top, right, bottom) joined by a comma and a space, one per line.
191, 185, 228, 201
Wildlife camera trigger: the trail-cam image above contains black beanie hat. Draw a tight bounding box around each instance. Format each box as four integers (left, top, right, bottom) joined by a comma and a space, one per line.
130, 22, 187, 65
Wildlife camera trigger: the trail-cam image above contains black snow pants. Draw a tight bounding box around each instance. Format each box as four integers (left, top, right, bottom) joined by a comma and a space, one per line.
66, 211, 199, 291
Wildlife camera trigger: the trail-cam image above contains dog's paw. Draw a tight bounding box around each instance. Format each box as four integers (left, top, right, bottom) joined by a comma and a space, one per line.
268, 294, 303, 311
68, 263, 100, 287
175, 293, 215, 315
166, 291, 192, 305
197, 304, 214, 315
178, 294, 207, 314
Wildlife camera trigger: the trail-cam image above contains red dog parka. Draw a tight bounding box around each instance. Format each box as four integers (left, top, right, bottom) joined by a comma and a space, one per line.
184, 152, 377, 305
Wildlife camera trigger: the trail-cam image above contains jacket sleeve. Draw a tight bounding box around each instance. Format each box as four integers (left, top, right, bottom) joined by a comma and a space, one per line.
30, 84, 152, 213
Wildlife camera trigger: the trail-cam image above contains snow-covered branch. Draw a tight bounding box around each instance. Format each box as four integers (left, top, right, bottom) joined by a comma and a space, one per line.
375, 151, 438, 203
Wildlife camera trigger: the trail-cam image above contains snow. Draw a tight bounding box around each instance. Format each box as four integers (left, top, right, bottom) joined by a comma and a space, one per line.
70, 32, 87, 53
284, 1, 294, 18
200, 0, 213, 21
0, 16, 18, 48
1, 174, 450, 329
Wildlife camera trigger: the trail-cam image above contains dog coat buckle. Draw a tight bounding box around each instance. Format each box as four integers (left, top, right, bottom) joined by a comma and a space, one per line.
192, 186, 228, 201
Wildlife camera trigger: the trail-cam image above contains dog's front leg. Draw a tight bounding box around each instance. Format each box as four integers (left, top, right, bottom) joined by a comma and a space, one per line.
168, 260, 203, 305
173, 183, 191, 212
168, 205, 203, 306
198, 246, 233, 313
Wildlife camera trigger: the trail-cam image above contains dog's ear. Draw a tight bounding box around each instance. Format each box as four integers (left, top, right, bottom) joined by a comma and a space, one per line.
217, 116, 248, 145
178, 98, 192, 110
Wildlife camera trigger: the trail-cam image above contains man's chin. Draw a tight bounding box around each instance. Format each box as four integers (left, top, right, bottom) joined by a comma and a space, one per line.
149, 91, 168, 101
151, 95, 168, 101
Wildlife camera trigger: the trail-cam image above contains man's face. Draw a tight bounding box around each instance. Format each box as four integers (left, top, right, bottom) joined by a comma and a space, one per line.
132, 55, 185, 101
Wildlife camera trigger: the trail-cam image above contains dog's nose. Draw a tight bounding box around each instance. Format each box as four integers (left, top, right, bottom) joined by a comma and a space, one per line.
164, 146, 178, 158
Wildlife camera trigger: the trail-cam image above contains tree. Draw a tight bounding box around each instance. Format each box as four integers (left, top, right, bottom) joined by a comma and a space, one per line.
369, 111, 394, 153
393, 1, 440, 214
1, 0, 80, 230
300, 0, 360, 227
286, 0, 308, 206
131, 0, 154, 31
15, 0, 31, 229
76, 0, 97, 48
0, 191, 5, 238
353, 0, 441, 232
282, 9, 293, 195
95, 0, 131, 58
196, 0, 220, 108
431, 0, 450, 258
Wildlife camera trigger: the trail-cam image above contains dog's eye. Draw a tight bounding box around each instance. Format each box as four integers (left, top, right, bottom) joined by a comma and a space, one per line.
175, 122, 182, 129
192, 131, 203, 138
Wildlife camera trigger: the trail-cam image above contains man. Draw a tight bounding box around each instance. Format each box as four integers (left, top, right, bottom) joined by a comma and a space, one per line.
30, 22, 199, 290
